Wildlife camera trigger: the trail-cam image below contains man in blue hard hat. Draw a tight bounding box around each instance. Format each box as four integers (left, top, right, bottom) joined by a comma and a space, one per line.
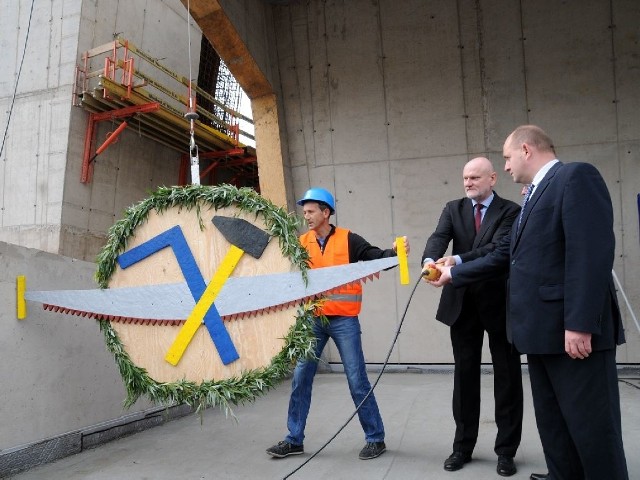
266, 187, 409, 461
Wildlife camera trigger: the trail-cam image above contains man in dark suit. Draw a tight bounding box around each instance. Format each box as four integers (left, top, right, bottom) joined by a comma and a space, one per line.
422, 157, 523, 477
430, 125, 628, 480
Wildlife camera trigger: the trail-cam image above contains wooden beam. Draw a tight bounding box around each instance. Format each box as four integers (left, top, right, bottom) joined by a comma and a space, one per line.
181, 0, 272, 99
181, 0, 289, 207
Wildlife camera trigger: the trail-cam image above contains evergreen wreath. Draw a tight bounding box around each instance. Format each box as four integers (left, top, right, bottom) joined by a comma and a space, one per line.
94, 184, 316, 415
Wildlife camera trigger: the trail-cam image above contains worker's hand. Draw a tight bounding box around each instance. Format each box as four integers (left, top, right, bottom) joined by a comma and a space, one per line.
427, 264, 452, 287
437, 256, 456, 267
565, 330, 592, 360
393, 236, 410, 255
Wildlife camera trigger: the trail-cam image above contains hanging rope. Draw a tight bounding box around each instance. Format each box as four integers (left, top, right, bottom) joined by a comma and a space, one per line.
0, 0, 36, 159
185, 0, 200, 185
612, 269, 640, 334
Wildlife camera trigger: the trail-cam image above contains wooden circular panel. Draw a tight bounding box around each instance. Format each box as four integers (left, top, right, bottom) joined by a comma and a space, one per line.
108, 205, 298, 383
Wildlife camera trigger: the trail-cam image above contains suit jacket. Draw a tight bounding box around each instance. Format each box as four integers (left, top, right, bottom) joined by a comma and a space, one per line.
452, 162, 626, 354
422, 192, 520, 327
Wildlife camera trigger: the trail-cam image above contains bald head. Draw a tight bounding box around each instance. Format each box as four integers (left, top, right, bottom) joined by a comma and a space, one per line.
465, 157, 494, 174
463, 157, 497, 202
506, 125, 555, 155
503, 125, 557, 184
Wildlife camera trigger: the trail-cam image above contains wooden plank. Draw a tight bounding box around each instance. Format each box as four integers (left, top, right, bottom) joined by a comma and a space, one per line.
84, 41, 117, 59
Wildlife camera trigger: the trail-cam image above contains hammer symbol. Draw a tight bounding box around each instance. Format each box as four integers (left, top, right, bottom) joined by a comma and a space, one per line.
164, 216, 270, 366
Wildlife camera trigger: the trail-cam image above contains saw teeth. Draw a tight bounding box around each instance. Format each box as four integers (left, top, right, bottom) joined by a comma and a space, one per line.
40, 301, 310, 326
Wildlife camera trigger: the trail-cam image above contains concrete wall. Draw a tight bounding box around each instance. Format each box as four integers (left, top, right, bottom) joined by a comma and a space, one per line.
0, 241, 166, 471
218, 0, 278, 90
0, 0, 79, 255
266, 0, 640, 363
0, 0, 199, 262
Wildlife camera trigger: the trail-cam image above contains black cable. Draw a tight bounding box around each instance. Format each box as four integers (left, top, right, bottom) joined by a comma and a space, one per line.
0, 0, 36, 159
282, 277, 423, 479
618, 379, 640, 391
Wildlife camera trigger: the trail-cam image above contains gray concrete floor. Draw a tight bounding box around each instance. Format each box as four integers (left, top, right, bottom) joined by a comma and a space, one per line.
8, 370, 640, 480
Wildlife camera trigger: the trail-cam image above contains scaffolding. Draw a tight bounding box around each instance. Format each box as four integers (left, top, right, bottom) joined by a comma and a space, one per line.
73, 37, 257, 188
196, 36, 244, 139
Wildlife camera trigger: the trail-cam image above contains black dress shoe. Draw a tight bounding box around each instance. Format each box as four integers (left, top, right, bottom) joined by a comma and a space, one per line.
529, 474, 548, 480
497, 455, 517, 476
443, 451, 472, 471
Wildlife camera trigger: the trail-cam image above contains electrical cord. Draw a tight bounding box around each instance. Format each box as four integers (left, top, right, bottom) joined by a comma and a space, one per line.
618, 378, 640, 391
281, 272, 640, 478
282, 277, 423, 479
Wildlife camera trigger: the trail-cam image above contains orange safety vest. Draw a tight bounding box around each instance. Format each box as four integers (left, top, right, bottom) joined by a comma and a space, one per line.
299, 227, 363, 316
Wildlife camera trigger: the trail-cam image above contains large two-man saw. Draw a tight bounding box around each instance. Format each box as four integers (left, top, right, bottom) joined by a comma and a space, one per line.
25, 256, 399, 324
22, 213, 408, 384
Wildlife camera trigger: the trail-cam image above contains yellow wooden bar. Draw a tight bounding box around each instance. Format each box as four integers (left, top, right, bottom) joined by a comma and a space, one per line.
16, 275, 27, 319
395, 236, 410, 285
165, 245, 244, 365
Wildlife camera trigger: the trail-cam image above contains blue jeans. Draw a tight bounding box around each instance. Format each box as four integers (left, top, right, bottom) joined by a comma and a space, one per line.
284, 315, 385, 445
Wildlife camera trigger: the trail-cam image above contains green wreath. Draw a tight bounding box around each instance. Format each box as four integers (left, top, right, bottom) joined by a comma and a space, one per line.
95, 184, 316, 415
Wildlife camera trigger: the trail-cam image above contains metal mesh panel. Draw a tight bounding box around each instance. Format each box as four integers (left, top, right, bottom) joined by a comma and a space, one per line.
197, 37, 242, 136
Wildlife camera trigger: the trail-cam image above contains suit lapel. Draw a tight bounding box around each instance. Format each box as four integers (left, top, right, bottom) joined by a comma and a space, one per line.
512, 162, 563, 251
462, 198, 476, 239
473, 194, 502, 248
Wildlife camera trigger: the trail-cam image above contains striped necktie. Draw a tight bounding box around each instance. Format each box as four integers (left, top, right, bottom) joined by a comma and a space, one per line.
517, 183, 534, 231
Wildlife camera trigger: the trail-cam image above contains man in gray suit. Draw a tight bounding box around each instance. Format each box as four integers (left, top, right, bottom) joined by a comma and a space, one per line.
430, 126, 628, 480
422, 157, 523, 477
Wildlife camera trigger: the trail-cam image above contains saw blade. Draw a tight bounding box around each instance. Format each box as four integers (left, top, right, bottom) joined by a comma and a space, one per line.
25, 256, 399, 324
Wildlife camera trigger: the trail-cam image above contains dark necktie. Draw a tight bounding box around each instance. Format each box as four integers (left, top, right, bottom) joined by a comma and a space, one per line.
517, 183, 534, 232
474, 203, 483, 233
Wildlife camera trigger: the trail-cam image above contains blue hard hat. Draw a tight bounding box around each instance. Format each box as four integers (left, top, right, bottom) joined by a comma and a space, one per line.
297, 187, 335, 214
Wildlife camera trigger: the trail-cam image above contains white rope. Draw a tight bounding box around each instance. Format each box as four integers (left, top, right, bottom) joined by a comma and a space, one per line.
185, 0, 200, 185
612, 269, 640, 334
0, 0, 35, 159
187, 0, 193, 90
